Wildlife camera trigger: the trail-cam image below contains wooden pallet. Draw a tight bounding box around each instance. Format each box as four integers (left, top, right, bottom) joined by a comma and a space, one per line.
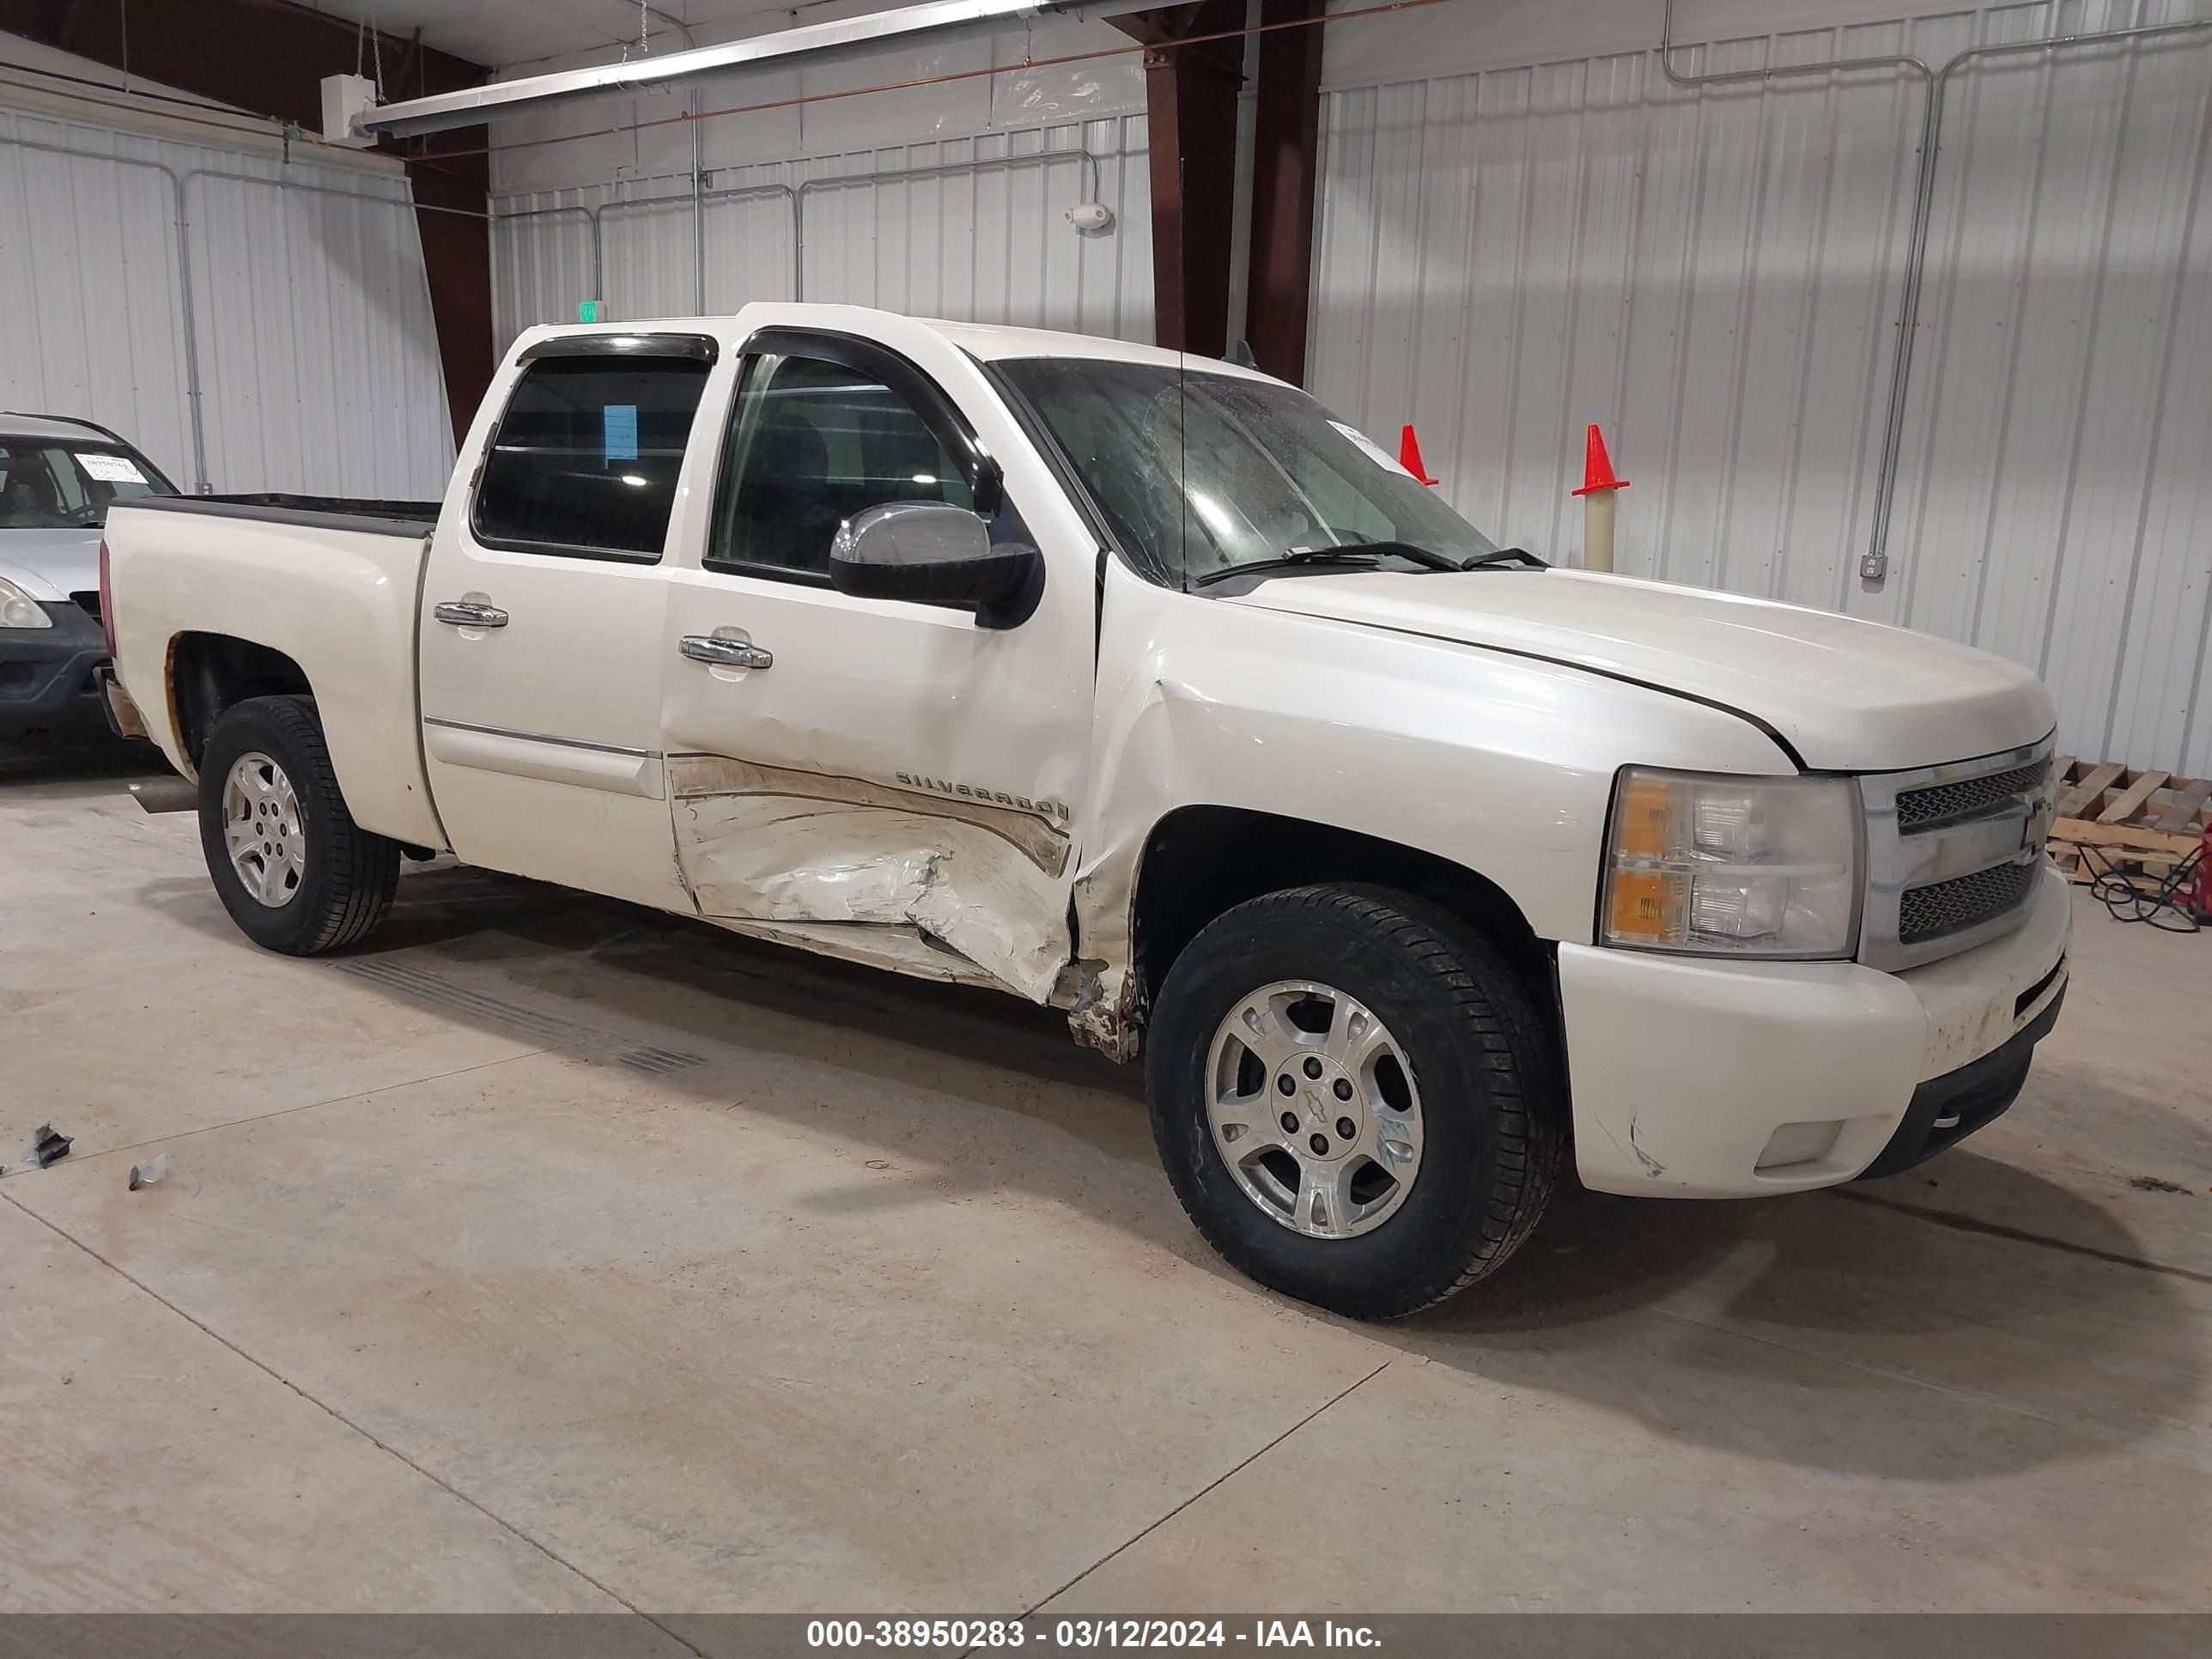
2046, 756, 2209, 885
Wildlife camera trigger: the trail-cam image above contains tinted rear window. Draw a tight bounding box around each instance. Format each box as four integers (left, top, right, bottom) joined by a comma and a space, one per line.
471, 356, 711, 560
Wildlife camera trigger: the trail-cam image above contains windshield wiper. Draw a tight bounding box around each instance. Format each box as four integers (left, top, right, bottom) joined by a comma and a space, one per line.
1193, 549, 1383, 587
1340, 540, 1550, 572
1193, 541, 1551, 588
1328, 539, 1461, 572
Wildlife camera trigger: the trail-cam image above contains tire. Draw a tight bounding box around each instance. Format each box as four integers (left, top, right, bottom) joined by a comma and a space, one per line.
197, 694, 399, 955
1146, 884, 1562, 1320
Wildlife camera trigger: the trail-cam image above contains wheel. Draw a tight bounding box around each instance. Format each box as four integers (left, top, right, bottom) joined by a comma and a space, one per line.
1146, 884, 1562, 1319
197, 695, 399, 955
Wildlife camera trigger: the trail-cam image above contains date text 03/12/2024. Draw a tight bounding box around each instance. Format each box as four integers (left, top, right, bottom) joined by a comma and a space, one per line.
805, 1620, 1382, 1649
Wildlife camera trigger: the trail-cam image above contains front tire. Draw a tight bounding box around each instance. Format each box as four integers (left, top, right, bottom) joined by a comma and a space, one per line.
197, 695, 399, 955
1146, 884, 1562, 1319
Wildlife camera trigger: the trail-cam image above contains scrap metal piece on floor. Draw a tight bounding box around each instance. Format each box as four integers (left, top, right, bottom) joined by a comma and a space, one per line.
128, 1153, 170, 1190
33, 1124, 72, 1167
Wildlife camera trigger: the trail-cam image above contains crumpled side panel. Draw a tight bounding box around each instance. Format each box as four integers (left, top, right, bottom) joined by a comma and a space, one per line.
670, 774, 1071, 1005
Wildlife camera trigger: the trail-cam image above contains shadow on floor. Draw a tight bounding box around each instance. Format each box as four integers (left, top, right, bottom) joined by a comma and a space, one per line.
136, 855, 2207, 1482
0, 739, 174, 804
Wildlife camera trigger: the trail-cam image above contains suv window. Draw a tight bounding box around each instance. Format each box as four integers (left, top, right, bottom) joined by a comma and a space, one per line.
0, 441, 174, 528
471, 354, 711, 560
708, 353, 975, 581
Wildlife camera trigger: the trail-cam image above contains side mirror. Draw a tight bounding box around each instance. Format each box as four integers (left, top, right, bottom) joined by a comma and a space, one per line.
828, 501, 1043, 629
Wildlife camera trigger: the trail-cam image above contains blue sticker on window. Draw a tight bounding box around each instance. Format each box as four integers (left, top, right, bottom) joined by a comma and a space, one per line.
603, 404, 639, 463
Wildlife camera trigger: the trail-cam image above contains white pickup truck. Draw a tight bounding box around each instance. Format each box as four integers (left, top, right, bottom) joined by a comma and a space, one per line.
101, 303, 2070, 1318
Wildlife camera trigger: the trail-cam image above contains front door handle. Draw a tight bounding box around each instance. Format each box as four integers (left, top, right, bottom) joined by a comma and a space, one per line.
679, 635, 772, 670
434, 600, 509, 628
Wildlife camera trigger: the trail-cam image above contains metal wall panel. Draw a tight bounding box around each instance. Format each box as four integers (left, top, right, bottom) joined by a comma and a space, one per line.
0, 104, 453, 497
1311, 0, 2212, 774
491, 116, 1153, 348
798, 119, 1153, 339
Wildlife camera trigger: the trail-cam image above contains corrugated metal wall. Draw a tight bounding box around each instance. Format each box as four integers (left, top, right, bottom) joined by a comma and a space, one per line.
0, 103, 453, 497
1311, 0, 2212, 774
491, 116, 1153, 349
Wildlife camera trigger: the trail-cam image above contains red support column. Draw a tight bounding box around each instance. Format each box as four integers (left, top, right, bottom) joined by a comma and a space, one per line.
1244, 0, 1325, 384
1119, 3, 1246, 358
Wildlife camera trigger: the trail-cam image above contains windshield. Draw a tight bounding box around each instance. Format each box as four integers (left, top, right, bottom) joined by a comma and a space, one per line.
0, 440, 176, 529
995, 358, 1499, 586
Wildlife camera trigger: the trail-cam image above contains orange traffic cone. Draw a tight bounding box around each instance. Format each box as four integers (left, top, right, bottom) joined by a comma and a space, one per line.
1570, 423, 1628, 574
1570, 423, 1629, 496
1399, 424, 1441, 487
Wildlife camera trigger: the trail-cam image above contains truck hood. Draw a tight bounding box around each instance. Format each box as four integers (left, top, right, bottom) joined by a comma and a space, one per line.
1224, 568, 2054, 773
0, 526, 102, 600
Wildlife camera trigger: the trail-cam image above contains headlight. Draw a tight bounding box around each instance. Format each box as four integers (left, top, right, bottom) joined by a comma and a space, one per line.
0, 577, 52, 629
1601, 768, 1861, 958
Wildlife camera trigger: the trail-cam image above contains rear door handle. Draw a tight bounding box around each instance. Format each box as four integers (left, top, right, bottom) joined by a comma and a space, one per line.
434, 600, 509, 628
679, 635, 772, 670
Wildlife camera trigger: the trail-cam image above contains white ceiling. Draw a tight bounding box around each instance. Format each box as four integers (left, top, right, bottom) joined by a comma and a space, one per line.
302, 0, 842, 72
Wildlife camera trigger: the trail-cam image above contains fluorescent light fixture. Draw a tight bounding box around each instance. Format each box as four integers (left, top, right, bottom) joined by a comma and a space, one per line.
358, 0, 1158, 139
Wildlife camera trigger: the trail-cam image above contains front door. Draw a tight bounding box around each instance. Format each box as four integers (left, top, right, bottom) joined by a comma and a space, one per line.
658, 323, 1095, 1002
418, 333, 718, 908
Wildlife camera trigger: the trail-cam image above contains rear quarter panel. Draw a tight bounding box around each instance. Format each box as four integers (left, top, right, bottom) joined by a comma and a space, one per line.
106, 503, 443, 848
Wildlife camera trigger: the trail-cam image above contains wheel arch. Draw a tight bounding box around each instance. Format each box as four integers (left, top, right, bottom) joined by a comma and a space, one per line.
169, 631, 314, 772
1127, 804, 1556, 1018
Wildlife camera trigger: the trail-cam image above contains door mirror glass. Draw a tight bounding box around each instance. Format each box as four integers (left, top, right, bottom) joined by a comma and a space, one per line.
829, 501, 1042, 629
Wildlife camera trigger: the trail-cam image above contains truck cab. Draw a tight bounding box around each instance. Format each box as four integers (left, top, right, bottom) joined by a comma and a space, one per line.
102, 304, 2071, 1318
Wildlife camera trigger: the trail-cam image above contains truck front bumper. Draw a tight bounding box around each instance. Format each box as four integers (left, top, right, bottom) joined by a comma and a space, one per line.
1558, 860, 2072, 1197
0, 600, 110, 744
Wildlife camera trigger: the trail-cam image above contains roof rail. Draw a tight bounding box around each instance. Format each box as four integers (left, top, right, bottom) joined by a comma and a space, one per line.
0, 410, 129, 446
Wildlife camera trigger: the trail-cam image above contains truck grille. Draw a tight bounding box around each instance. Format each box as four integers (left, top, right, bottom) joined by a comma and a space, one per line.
1895, 759, 2050, 831
1899, 859, 2039, 945
1858, 738, 2056, 971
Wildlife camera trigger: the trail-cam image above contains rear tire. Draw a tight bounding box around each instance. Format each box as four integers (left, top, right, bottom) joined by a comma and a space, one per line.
197, 695, 399, 955
1146, 884, 1561, 1319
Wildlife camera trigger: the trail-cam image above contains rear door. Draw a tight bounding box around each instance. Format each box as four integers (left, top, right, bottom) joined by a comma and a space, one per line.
417, 332, 720, 907
657, 321, 1097, 1002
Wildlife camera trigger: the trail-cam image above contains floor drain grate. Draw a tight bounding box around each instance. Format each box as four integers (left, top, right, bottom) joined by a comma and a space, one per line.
618, 1045, 710, 1075
337, 960, 710, 1074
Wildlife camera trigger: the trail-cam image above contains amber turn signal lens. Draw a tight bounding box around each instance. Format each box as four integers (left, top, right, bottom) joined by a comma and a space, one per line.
1615, 773, 1672, 859
1608, 870, 1671, 939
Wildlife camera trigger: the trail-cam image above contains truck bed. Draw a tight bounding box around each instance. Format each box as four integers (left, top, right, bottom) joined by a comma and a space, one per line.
104, 495, 445, 849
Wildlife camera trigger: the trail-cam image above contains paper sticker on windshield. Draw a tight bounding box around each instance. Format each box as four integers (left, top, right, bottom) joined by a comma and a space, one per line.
1329, 420, 1414, 479
78, 452, 147, 484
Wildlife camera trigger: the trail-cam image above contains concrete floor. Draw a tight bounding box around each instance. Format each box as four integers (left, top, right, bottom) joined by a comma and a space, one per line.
3, 744, 2209, 1620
